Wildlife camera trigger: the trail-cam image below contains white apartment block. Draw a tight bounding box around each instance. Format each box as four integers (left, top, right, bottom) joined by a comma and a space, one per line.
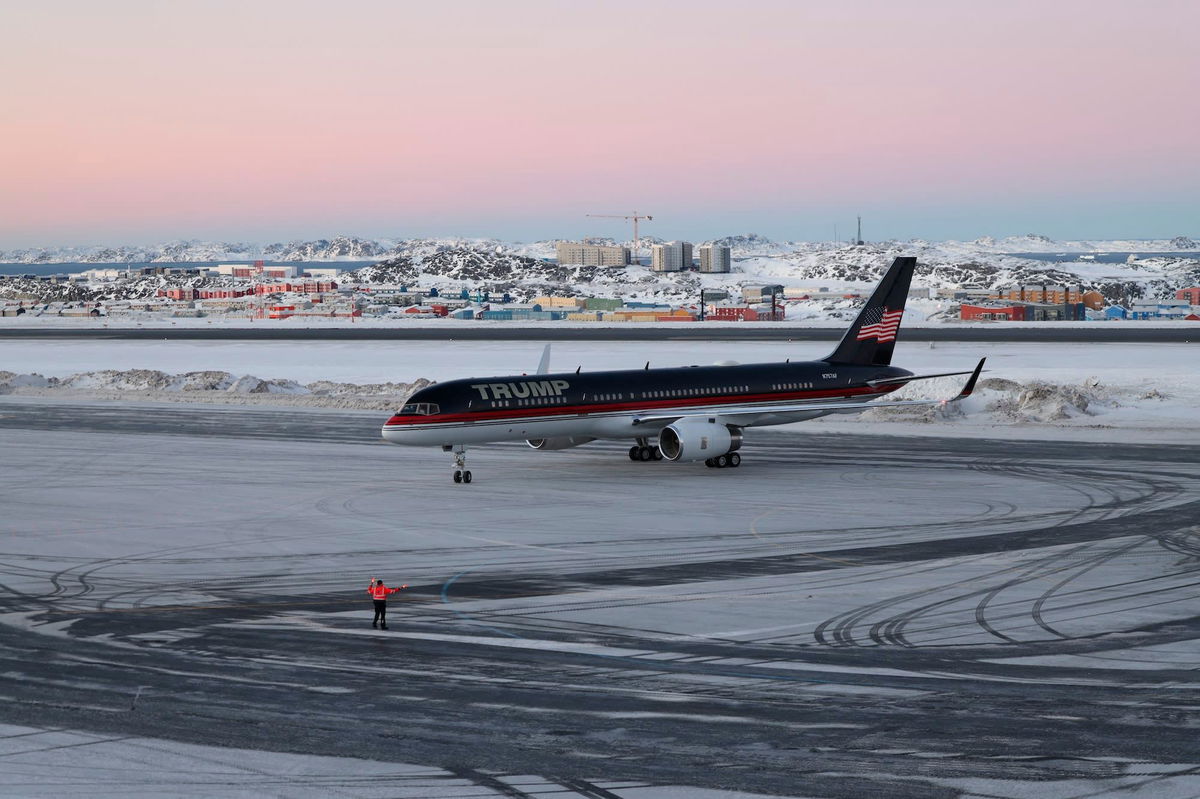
698, 244, 731, 273
651, 241, 694, 272
556, 243, 631, 267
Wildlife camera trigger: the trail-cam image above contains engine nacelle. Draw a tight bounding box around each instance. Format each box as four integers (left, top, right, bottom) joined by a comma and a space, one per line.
526, 436, 596, 451
657, 419, 743, 462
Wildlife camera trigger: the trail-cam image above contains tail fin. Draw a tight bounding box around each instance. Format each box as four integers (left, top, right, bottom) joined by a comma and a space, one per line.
825, 256, 916, 366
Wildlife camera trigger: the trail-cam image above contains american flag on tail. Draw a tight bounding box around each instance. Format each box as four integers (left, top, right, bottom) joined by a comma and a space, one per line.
856, 306, 903, 342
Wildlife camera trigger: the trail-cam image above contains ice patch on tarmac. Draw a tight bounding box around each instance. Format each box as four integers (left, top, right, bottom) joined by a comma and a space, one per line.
0, 368, 433, 410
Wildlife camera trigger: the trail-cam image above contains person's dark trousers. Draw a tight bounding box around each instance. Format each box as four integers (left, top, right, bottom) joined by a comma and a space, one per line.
373, 600, 387, 627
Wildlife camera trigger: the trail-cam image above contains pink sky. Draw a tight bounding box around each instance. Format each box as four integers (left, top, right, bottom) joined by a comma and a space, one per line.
2, 0, 1197, 246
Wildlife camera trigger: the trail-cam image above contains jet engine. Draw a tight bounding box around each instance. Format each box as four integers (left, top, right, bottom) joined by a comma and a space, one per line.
657, 419, 743, 462
526, 436, 596, 450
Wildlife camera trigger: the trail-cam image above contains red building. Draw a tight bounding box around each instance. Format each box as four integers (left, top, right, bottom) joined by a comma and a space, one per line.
1176, 287, 1200, 305
705, 306, 784, 321
198, 287, 251, 299
253, 280, 338, 295
403, 304, 449, 317
157, 286, 253, 300
961, 303, 1026, 321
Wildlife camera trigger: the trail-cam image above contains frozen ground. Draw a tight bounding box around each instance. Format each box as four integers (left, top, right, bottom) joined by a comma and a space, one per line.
0, 403, 1197, 797
2, 338, 1198, 441
0, 723, 791, 799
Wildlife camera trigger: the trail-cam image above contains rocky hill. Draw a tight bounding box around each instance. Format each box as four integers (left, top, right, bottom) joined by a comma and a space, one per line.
342, 241, 1200, 305
4, 234, 1198, 306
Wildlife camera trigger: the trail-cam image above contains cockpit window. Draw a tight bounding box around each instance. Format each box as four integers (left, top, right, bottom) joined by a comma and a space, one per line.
398, 402, 440, 415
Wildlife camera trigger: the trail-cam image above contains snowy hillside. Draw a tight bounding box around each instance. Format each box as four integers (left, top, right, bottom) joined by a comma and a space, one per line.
3, 234, 1198, 307
343, 241, 1200, 305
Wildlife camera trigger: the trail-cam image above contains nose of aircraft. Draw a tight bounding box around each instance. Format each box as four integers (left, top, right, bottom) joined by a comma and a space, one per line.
381, 415, 408, 443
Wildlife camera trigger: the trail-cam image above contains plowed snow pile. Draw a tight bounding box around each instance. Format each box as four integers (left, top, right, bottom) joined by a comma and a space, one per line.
855, 374, 1173, 429
0, 369, 432, 409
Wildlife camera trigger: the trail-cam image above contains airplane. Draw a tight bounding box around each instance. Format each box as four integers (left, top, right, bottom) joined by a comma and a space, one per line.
381, 256, 984, 483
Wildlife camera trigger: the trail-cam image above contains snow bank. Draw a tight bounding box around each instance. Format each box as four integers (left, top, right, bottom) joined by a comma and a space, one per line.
851, 372, 1188, 438
0, 369, 433, 410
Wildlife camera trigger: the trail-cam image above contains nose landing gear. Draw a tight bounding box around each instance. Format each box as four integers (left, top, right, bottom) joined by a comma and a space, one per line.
445, 445, 472, 484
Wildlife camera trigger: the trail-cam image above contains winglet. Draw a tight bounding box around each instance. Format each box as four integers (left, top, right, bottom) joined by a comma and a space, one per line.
536, 344, 551, 375
951, 358, 986, 401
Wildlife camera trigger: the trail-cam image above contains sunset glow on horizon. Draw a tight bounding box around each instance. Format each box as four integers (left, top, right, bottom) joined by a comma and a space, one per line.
2, 0, 1197, 246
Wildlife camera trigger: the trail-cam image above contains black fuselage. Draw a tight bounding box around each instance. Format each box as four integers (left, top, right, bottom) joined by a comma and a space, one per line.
383, 359, 912, 444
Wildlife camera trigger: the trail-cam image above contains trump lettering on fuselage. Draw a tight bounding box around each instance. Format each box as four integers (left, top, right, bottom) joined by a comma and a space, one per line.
470, 380, 570, 400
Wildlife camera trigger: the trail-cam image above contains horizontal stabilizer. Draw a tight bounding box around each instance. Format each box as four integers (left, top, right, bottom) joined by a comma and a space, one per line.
867, 365, 987, 387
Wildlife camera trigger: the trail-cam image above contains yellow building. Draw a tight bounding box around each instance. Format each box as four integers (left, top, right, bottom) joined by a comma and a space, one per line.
533, 296, 585, 309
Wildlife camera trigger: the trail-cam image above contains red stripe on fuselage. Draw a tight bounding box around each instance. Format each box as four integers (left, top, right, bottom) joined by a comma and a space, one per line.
384, 384, 899, 427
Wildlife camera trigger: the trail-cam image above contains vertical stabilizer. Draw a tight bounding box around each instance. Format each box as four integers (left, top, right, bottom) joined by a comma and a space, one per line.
824, 256, 916, 366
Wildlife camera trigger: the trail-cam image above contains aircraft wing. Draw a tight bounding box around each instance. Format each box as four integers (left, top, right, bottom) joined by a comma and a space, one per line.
633, 358, 985, 427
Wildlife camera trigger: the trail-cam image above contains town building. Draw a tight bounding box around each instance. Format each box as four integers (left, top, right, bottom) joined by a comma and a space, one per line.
253, 280, 337, 295
938, 287, 995, 302
207, 262, 297, 279
532, 296, 586, 309
1129, 299, 1190, 320
1176, 287, 1200, 305
961, 301, 1086, 322
156, 286, 255, 301
741, 284, 785, 304
555, 243, 631, 267
961, 303, 1026, 321
996, 284, 1084, 304
584, 297, 624, 311
704, 305, 784, 322
650, 242, 693, 272
79, 268, 133, 281
698, 245, 731, 273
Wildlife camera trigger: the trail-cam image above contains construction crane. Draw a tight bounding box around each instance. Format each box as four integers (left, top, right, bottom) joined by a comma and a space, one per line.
586, 212, 654, 265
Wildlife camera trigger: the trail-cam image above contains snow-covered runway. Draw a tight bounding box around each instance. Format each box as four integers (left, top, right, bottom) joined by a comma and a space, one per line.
1, 401, 1198, 797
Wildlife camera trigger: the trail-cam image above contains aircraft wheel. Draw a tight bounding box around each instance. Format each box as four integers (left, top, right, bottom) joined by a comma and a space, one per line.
728, 452, 741, 467
629, 446, 640, 461
463, 470, 473, 483
453, 470, 463, 483
715, 454, 729, 468
638, 447, 652, 461
704, 458, 715, 468
651, 447, 663, 461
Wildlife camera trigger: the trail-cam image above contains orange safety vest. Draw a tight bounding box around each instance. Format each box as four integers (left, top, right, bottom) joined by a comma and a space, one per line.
368, 584, 399, 600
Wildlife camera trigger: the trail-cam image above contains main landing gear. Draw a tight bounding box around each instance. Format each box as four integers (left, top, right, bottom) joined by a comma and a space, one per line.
444, 444, 472, 484
628, 439, 663, 462
705, 452, 741, 469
